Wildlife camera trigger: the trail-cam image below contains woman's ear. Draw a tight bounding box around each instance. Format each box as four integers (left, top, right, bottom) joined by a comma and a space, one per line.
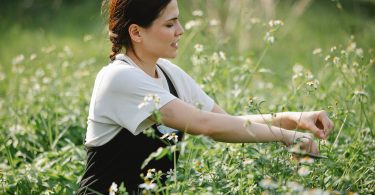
129, 24, 142, 43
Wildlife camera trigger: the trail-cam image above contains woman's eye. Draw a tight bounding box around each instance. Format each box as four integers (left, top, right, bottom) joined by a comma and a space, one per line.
166, 24, 174, 28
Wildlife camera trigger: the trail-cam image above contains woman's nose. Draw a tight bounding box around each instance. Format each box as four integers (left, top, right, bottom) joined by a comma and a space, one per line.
176, 21, 184, 36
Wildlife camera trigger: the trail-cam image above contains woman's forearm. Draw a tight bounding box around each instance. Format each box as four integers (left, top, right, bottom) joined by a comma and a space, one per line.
237, 112, 299, 130
160, 99, 307, 144
204, 112, 304, 145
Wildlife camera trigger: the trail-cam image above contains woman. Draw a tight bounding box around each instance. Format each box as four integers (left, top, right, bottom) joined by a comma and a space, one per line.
77, 0, 334, 194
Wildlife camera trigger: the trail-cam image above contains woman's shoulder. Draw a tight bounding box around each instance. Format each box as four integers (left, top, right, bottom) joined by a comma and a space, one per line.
98, 61, 149, 91
106, 59, 145, 76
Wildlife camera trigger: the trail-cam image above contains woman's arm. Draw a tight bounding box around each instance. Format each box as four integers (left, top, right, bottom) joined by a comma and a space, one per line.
159, 99, 309, 145
210, 104, 334, 139
239, 111, 334, 139
210, 104, 295, 128
238, 112, 296, 130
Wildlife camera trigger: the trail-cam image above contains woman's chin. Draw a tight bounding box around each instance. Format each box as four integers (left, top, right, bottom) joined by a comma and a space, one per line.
162, 52, 178, 59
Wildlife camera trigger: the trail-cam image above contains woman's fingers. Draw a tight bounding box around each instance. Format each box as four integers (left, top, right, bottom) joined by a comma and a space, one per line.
317, 111, 334, 138
299, 135, 319, 155
309, 140, 319, 155
307, 122, 326, 139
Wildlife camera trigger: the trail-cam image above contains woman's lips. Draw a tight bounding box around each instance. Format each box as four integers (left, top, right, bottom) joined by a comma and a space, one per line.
171, 41, 179, 49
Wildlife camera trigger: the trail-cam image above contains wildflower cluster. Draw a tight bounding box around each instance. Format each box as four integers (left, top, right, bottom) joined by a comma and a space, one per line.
160, 132, 179, 143
291, 63, 320, 94
138, 94, 162, 124
264, 19, 284, 45
138, 168, 161, 192
137, 94, 160, 109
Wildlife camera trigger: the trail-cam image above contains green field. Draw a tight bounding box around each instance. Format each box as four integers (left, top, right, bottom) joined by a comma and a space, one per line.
1, 0, 374, 194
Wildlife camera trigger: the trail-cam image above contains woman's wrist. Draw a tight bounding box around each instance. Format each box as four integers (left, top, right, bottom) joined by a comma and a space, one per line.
286, 112, 301, 129
275, 112, 299, 130
279, 129, 309, 146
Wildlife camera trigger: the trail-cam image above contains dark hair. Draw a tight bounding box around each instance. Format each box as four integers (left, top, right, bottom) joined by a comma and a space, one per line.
104, 0, 172, 61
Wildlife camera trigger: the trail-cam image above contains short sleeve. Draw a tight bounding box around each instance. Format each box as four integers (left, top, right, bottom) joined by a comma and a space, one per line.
93, 65, 176, 135
182, 71, 215, 111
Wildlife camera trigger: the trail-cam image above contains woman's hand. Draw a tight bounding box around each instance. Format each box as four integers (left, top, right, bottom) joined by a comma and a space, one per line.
289, 110, 334, 139
284, 132, 319, 155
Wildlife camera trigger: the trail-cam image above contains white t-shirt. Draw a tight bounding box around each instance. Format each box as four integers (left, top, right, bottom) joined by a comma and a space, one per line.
85, 54, 215, 147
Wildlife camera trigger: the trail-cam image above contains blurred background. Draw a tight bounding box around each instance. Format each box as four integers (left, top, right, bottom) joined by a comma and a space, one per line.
1, 0, 374, 70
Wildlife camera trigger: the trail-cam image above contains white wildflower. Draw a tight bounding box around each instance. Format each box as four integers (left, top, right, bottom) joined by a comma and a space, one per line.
264, 32, 275, 44
259, 177, 278, 189
293, 63, 304, 73
355, 48, 363, 58
298, 166, 310, 176
30, 53, 37, 61
35, 69, 45, 77
145, 172, 153, 179
144, 169, 156, 179
185, 20, 201, 30
161, 133, 178, 142
9, 124, 25, 134
333, 56, 340, 64
305, 71, 314, 80
312, 48, 322, 55
42, 77, 51, 84
250, 17, 260, 24
306, 80, 319, 89
12, 54, 25, 65
219, 51, 226, 60
139, 181, 157, 190
109, 182, 118, 195
258, 68, 272, 73
166, 168, 174, 179
243, 158, 253, 165
64, 46, 73, 57
209, 19, 219, 26
299, 156, 315, 164
160, 133, 170, 139
138, 94, 160, 109
268, 20, 284, 27
191, 55, 204, 66
0, 72, 5, 81
211, 52, 220, 64
246, 173, 254, 179
137, 102, 148, 109
192, 10, 203, 17
347, 42, 356, 52
324, 55, 331, 61
194, 44, 204, 53
169, 133, 179, 142
287, 181, 304, 192
330, 46, 337, 52
33, 83, 41, 92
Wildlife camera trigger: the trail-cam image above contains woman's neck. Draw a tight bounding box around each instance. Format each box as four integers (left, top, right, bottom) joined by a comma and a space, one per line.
126, 50, 159, 78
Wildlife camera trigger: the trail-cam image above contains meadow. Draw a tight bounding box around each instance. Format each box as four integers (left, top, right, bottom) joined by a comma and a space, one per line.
0, 0, 374, 194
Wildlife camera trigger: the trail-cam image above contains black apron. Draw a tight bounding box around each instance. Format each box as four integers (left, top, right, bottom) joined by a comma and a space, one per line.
77, 60, 183, 195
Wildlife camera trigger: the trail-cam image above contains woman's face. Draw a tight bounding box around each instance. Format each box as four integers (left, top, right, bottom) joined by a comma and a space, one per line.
139, 0, 184, 59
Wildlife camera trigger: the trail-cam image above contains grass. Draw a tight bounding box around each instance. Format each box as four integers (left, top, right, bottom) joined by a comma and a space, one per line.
0, 0, 374, 194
